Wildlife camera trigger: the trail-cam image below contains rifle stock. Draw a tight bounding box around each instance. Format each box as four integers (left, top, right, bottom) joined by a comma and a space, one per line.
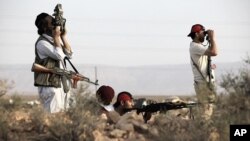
31, 63, 53, 73
31, 63, 99, 87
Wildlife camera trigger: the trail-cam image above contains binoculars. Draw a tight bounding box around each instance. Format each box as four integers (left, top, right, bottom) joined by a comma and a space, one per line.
53, 4, 66, 32
204, 31, 210, 41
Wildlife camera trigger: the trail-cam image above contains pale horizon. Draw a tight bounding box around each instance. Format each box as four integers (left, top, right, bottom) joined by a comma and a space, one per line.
0, 0, 250, 67
0, 62, 242, 96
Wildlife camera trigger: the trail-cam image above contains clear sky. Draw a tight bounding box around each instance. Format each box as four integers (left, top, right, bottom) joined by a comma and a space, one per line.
0, 0, 249, 67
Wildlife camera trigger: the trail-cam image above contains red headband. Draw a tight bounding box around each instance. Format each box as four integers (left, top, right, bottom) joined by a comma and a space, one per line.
118, 93, 132, 102
191, 24, 204, 33
187, 24, 205, 37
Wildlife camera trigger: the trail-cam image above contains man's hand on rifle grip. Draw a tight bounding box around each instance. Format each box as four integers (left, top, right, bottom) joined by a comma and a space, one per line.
71, 74, 81, 88
143, 112, 152, 123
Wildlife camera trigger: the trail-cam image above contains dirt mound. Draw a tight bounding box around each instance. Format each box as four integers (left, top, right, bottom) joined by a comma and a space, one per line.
0, 98, 221, 141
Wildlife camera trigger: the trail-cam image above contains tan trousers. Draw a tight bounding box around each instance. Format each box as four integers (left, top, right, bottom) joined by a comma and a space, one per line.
194, 81, 216, 120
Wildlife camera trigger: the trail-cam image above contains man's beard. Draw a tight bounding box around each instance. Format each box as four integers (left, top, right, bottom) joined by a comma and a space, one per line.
199, 36, 205, 43
45, 28, 53, 36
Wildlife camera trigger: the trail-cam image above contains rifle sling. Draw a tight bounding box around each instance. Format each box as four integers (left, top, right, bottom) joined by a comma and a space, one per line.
191, 56, 215, 92
64, 57, 79, 73
190, 56, 206, 81
63, 56, 99, 86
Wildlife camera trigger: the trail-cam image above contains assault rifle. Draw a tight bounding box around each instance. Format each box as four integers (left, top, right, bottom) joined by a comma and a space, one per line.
129, 101, 198, 113
207, 56, 214, 91
31, 63, 99, 88
125, 101, 198, 123
204, 31, 214, 85
206, 37, 215, 91
207, 56, 214, 82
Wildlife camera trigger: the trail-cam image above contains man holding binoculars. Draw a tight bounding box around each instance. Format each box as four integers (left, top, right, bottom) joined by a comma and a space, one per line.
187, 24, 218, 121
33, 5, 73, 113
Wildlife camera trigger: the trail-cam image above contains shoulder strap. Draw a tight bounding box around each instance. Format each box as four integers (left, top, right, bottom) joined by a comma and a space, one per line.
64, 57, 79, 73
190, 56, 206, 81
35, 36, 54, 57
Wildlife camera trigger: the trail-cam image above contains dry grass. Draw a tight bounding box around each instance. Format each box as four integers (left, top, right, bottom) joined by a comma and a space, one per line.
0, 56, 249, 141
2, 86, 249, 141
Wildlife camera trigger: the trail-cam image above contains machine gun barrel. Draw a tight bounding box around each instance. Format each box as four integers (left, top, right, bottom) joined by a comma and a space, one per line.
123, 101, 199, 123
125, 101, 198, 114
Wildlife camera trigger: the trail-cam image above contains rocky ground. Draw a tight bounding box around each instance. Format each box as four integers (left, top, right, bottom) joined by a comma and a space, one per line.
0, 95, 222, 141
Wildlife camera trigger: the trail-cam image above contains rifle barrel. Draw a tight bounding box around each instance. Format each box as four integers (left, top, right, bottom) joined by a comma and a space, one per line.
130, 102, 199, 114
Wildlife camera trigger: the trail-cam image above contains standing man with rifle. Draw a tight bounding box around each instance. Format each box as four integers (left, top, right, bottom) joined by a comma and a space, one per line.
187, 24, 218, 120
32, 4, 73, 113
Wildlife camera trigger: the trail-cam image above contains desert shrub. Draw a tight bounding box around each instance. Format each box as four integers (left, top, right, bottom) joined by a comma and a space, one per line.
0, 80, 101, 141
0, 79, 14, 97
0, 78, 23, 111
210, 55, 250, 140
148, 55, 250, 141
29, 83, 101, 141
217, 55, 250, 122
220, 55, 250, 96
0, 95, 24, 111
150, 113, 216, 141
0, 109, 9, 141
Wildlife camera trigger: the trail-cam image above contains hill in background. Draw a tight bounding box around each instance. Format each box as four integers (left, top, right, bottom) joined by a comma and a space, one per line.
0, 62, 241, 96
